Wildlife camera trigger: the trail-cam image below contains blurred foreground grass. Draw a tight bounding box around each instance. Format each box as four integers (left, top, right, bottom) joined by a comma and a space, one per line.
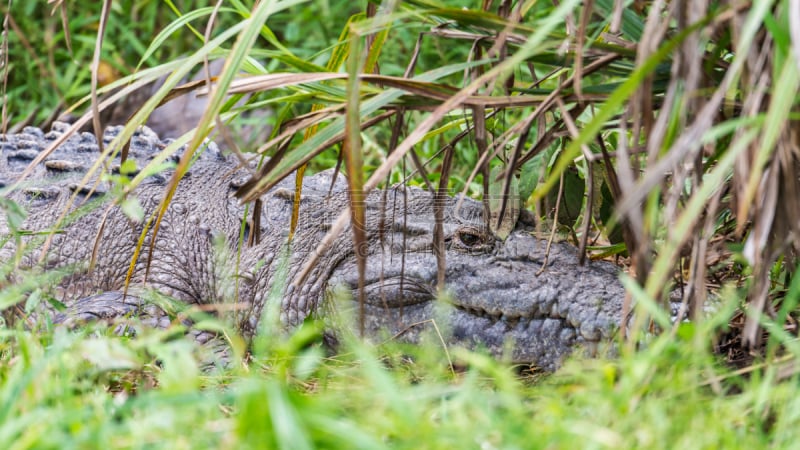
0, 291, 797, 450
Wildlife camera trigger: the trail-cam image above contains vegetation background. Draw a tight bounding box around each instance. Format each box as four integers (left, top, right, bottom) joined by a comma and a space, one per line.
2, 0, 800, 448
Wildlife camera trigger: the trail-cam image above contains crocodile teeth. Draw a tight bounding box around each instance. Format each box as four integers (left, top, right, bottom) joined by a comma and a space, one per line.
23, 187, 60, 199
45, 160, 84, 172
579, 323, 600, 341
68, 183, 107, 197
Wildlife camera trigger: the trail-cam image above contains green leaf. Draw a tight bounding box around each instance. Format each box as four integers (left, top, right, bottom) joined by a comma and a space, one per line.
120, 197, 145, 223
0, 198, 27, 232
519, 143, 558, 202
118, 158, 139, 176
546, 166, 584, 227
488, 165, 519, 240
598, 179, 624, 245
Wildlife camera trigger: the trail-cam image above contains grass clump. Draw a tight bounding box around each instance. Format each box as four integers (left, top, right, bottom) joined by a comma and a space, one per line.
1, 298, 799, 449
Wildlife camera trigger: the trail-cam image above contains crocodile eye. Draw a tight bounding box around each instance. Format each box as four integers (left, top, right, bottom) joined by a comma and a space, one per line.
456, 228, 484, 248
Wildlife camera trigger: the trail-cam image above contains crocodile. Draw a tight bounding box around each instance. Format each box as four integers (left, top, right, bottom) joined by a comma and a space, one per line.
0, 123, 633, 371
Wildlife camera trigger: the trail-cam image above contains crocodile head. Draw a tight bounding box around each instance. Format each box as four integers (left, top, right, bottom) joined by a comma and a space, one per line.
322, 188, 626, 371
1, 124, 629, 372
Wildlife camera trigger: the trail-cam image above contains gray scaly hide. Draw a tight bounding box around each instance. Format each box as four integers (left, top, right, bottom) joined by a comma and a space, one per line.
0, 123, 631, 370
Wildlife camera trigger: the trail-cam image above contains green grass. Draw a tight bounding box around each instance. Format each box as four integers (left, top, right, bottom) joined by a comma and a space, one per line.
1, 296, 799, 449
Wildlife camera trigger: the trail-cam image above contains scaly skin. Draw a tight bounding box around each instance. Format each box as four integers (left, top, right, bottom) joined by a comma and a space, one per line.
0, 123, 631, 370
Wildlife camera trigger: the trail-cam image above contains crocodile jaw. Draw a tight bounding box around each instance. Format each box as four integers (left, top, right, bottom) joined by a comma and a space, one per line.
346, 299, 598, 371
327, 233, 625, 371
